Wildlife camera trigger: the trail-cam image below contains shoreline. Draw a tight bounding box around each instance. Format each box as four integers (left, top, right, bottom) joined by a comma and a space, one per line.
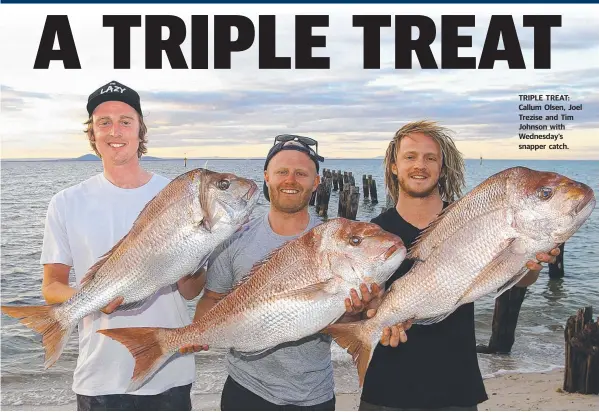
2, 369, 597, 411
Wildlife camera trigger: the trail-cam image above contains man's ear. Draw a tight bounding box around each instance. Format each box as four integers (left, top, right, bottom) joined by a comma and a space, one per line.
391, 164, 398, 176
313, 174, 321, 191
264, 170, 269, 183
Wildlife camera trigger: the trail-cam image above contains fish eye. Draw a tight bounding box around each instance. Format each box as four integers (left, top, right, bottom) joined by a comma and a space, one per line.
217, 179, 230, 190
349, 236, 362, 246
537, 186, 553, 200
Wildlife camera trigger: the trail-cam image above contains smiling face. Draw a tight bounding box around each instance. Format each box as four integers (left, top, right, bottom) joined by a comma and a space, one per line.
264, 150, 320, 214
392, 132, 443, 199
90, 101, 142, 166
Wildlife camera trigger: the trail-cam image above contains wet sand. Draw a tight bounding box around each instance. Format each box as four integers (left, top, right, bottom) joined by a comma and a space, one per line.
3, 369, 597, 411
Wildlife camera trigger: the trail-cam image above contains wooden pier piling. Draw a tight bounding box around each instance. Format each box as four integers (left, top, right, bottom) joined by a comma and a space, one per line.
315, 176, 332, 217
338, 186, 348, 218
476, 285, 528, 354
309, 190, 316, 206
347, 186, 359, 220
369, 175, 378, 204
332, 171, 339, 191
549, 243, 565, 279
563, 306, 599, 395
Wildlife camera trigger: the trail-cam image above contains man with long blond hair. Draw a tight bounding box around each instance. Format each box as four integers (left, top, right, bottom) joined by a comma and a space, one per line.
360, 120, 559, 410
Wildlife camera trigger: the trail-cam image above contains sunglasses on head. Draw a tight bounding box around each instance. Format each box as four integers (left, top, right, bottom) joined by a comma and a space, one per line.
273, 134, 324, 162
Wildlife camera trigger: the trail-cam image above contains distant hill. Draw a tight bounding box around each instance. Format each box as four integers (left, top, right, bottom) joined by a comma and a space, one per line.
75, 154, 100, 161
73, 154, 163, 161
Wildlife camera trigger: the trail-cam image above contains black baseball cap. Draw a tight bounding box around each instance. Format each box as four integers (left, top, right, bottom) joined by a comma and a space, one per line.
86, 80, 142, 117
262, 135, 325, 202
264, 136, 324, 172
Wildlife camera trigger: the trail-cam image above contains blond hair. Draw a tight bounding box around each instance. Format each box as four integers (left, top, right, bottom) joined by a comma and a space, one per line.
83, 115, 148, 159
384, 120, 465, 205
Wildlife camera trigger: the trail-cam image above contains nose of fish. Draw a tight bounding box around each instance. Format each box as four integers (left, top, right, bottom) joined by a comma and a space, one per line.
575, 186, 595, 213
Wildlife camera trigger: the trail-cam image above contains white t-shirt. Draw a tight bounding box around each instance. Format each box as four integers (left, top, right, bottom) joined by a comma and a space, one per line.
40, 172, 196, 396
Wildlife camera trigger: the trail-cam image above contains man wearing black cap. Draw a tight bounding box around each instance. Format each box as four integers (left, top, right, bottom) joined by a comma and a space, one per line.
185, 135, 385, 410
39, 81, 205, 410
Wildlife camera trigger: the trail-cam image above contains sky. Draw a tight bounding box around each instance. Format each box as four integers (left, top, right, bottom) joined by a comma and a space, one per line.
1, 4, 598, 160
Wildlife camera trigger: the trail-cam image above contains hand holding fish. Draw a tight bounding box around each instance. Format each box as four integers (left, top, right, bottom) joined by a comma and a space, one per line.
343, 283, 382, 316
378, 319, 412, 347
525, 247, 560, 272
100, 296, 125, 315
518, 247, 561, 287
364, 291, 412, 347
179, 344, 209, 354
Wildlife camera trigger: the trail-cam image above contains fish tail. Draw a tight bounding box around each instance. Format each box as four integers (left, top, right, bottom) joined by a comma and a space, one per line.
321, 320, 377, 387
98, 326, 175, 392
1, 304, 73, 369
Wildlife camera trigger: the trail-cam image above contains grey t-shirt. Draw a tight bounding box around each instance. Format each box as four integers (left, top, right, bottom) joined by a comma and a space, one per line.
205, 212, 334, 406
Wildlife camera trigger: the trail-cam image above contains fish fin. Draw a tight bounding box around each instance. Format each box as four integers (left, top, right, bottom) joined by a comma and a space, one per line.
407, 202, 458, 261
115, 298, 152, 312
274, 280, 334, 300
493, 267, 530, 299
80, 237, 127, 287
456, 238, 528, 305
321, 321, 376, 388
0, 304, 73, 369
229, 241, 293, 292
200, 216, 211, 233
98, 326, 175, 392
412, 239, 530, 327
412, 312, 455, 326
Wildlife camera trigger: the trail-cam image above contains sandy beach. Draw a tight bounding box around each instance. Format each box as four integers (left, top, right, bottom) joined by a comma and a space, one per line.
3, 369, 597, 411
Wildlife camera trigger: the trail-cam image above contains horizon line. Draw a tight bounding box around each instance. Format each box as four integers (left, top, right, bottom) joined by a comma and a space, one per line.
2, 156, 599, 161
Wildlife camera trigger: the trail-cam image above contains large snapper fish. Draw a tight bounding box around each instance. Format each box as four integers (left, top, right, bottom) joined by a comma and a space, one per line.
98, 218, 407, 391
1, 168, 259, 369
323, 167, 595, 386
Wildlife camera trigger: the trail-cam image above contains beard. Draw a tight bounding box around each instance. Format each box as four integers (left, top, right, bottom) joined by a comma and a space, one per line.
269, 184, 313, 213
398, 175, 439, 198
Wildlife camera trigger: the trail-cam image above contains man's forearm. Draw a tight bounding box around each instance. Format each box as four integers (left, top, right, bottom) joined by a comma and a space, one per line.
178, 270, 206, 300
193, 295, 221, 322
336, 313, 362, 324
516, 269, 540, 287
42, 282, 77, 305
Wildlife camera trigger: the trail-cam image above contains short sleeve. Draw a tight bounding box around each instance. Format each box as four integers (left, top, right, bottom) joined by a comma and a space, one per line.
40, 193, 73, 267
205, 240, 235, 294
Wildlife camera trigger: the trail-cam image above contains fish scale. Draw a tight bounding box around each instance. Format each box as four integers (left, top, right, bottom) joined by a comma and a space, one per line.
97, 217, 408, 392
1, 168, 259, 370
322, 166, 596, 388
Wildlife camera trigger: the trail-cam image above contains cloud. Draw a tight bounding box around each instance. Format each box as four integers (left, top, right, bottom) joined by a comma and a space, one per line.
0, 86, 54, 112
1, 4, 598, 160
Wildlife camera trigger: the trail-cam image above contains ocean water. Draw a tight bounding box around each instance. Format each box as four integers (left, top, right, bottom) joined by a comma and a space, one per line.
1, 158, 598, 407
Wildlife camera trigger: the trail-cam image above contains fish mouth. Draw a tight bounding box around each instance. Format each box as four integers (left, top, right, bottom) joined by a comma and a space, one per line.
575, 189, 595, 214
383, 243, 405, 259
244, 184, 258, 202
